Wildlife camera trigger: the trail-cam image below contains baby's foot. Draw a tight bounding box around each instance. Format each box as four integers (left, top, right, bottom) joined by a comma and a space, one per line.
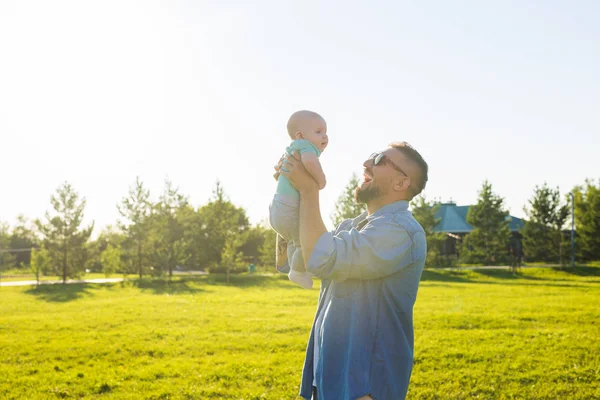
288, 269, 313, 289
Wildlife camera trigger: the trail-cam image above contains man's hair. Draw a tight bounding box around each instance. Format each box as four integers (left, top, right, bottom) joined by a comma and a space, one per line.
389, 141, 428, 197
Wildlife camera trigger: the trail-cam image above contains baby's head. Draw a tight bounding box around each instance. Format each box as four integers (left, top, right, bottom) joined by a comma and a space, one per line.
287, 110, 328, 152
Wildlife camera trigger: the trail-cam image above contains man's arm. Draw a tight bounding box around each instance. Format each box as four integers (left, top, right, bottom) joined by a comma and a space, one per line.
280, 152, 328, 264
298, 185, 328, 266
300, 153, 326, 190
306, 219, 423, 281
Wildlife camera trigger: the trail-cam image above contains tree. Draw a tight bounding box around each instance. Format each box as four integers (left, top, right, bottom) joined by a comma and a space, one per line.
0, 222, 16, 272
331, 174, 366, 227
220, 234, 245, 283
178, 205, 208, 270
212, 224, 272, 278
572, 179, 600, 262
522, 183, 569, 263
30, 246, 50, 285
199, 181, 249, 269
148, 179, 189, 277
100, 243, 122, 278
36, 182, 94, 283
11, 215, 38, 268
237, 225, 268, 263
410, 196, 450, 267
258, 224, 277, 269
460, 181, 511, 265
86, 225, 126, 273
118, 177, 151, 279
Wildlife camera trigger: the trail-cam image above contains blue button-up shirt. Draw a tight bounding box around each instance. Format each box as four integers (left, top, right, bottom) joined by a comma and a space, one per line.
300, 200, 427, 400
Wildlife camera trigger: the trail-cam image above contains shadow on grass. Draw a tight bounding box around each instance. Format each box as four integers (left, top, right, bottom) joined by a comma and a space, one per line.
421, 269, 473, 283
131, 278, 208, 295
421, 267, 593, 288
557, 265, 600, 277
24, 283, 94, 302
202, 273, 296, 289
472, 268, 544, 281
123, 273, 297, 295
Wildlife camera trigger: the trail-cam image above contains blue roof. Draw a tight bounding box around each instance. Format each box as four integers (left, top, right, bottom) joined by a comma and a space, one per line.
506, 215, 525, 231
433, 203, 524, 233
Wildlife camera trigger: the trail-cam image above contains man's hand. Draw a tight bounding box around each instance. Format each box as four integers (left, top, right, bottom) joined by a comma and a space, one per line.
280, 151, 319, 194
273, 154, 285, 181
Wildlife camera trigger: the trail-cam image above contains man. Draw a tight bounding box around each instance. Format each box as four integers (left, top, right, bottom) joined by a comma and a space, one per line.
278, 141, 429, 400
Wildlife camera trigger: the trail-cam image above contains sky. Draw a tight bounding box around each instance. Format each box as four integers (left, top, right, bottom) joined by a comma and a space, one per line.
1, 0, 598, 235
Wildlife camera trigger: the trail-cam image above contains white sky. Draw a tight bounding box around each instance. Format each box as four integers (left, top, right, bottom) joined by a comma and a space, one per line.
1, 0, 599, 234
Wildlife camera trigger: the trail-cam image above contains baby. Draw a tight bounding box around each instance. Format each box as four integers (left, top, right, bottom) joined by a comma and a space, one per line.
269, 110, 328, 289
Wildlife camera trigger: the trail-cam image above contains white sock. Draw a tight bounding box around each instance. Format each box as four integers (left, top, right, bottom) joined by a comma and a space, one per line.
288, 269, 313, 289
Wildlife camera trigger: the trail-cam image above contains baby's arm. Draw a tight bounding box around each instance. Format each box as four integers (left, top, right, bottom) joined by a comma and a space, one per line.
300, 152, 326, 190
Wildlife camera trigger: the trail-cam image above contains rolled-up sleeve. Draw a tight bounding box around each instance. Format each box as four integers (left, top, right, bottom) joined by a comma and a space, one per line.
306, 218, 417, 281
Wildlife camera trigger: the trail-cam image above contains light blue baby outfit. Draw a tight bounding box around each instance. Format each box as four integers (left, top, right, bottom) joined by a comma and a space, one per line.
270, 139, 322, 272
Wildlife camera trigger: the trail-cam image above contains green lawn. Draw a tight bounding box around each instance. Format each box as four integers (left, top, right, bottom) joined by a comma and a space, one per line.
0, 267, 598, 399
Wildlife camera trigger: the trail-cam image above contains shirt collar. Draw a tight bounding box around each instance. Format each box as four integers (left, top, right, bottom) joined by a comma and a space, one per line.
370, 200, 409, 218
353, 200, 409, 229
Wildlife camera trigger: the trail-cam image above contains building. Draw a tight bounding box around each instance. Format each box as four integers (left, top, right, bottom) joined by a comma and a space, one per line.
433, 201, 524, 256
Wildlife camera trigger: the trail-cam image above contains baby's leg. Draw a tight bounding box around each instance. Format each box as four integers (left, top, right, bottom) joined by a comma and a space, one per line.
287, 243, 313, 289
289, 244, 305, 273
275, 234, 290, 273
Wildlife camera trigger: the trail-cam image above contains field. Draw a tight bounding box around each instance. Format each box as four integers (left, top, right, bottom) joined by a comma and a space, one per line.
1, 267, 599, 399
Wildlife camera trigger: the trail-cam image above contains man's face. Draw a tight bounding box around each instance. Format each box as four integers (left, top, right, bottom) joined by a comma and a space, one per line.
354, 148, 408, 204
354, 169, 380, 204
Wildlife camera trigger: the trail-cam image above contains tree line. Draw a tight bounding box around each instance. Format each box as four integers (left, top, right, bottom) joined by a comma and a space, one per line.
1, 176, 598, 281
414, 180, 599, 267
328, 175, 600, 268
0, 178, 277, 283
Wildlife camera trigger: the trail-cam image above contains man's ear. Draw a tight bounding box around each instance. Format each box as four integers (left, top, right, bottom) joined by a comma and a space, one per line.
395, 176, 411, 192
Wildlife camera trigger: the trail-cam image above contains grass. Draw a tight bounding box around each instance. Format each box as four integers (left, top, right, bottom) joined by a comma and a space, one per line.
0, 267, 599, 399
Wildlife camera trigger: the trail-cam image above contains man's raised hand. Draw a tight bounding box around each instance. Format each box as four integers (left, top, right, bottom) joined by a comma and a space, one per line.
280, 151, 319, 194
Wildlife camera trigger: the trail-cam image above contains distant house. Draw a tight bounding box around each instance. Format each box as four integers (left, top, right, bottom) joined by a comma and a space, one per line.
433, 202, 524, 256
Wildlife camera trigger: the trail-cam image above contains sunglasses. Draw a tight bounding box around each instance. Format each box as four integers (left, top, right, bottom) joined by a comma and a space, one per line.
369, 152, 409, 177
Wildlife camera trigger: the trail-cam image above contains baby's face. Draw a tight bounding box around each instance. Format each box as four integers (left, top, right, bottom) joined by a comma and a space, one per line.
299, 117, 328, 152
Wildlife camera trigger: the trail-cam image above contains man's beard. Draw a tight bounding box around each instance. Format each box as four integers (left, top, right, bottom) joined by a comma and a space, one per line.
354, 184, 381, 204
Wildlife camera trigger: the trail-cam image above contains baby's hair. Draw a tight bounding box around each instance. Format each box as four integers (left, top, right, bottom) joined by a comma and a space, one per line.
287, 110, 324, 139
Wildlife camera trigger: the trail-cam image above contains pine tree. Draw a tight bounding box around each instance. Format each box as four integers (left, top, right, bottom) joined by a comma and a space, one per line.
149, 179, 189, 277
461, 181, 511, 265
572, 179, 600, 262
410, 196, 449, 267
331, 174, 366, 227
36, 182, 94, 283
118, 177, 151, 279
522, 183, 569, 263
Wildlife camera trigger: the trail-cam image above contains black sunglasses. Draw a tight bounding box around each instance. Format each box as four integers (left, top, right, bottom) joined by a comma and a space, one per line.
369, 152, 409, 177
